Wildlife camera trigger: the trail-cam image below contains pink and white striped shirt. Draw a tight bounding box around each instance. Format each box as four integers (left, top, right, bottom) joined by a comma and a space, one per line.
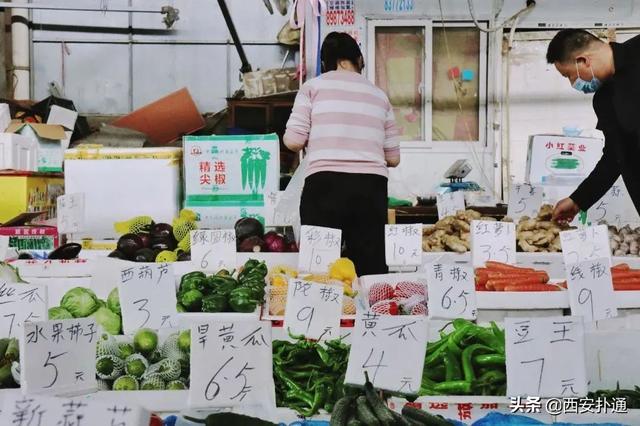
284, 70, 400, 178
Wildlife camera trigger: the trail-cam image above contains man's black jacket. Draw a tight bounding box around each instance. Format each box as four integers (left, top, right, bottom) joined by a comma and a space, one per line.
571, 35, 640, 213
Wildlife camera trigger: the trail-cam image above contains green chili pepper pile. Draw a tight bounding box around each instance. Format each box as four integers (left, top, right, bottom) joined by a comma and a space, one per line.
588, 383, 640, 409
273, 333, 350, 417
177, 259, 268, 314
420, 319, 506, 396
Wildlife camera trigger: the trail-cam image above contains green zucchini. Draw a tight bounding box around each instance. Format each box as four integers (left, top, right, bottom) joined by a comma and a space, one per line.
364, 378, 395, 425
401, 405, 452, 426
330, 396, 355, 426
356, 396, 380, 426
346, 420, 362, 426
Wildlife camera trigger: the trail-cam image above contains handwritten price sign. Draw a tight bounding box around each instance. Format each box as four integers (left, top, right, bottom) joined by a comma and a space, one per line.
506, 316, 587, 398
471, 221, 516, 268
189, 320, 275, 408
427, 263, 477, 320
436, 192, 466, 220
190, 229, 237, 271
22, 318, 98, 395
283, 279, 343, 340
298, 226, 342, 273
566, 258, 618, 322
385, 224, 422, 267
118, 263, 178, 335
560, 225, 611, 266
56, 193, 85, 234
507, 183, 544, 220
0, 282, 47, 338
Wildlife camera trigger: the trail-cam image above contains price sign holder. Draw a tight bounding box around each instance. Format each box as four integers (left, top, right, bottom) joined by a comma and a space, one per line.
189, 319, 275, 409
190, 229, 237, 271
22, 318, 98, 395
470, 220, 516, 268
436, 192, 465, 219
2, 393, 149, 426
118, 263, 178, 335
0, 282, 47, 338
427, 263, 477, 320
56, 193, 85, 235
385, 224, 422, 267
298, 225, 341, 273
506, 316, 587, 398
283, 279, 343, 340
566, 258, 618, 322
560, 225, 611, 266
345, 311, 427, 393
507, 183, 544, 220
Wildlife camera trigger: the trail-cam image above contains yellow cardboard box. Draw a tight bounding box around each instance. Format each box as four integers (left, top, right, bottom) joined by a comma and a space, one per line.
0, 173, 64, 223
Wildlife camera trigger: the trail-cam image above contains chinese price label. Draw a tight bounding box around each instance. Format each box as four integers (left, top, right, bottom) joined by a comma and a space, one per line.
427, 263, 477, 320
190, 229, 237, 271
436, 191, 465, 220
118, 263, 178, 335
264, 191, 283, 226
1, 393, 149, 426
283, 279, 343, 340
588, 184, 626, 227
346, 311, 427, 393
56, 193, 85, 234
22, 318, 98, 395
560, 225, 611, 266
385, 224, 422, 267
298, 225, 342, 273
0, 282, 47, 338
189, 320, 275, 408
471, 221, 516, 268
506, 316, 587, 398
566, 258, 618, 322
507, 183, 544, 220
0, 236, 8, 260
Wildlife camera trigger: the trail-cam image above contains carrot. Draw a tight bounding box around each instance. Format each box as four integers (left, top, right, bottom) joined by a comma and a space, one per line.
503, 283, 562, 292
556, 281, 568, 289
611, 271, 640, 280
476, 272, 489, 287
614, 283, 640, 291
486, 277, 546, 291
475, 283, 487, 291
612, 263, 631, 271
486, 271, 549, 283
485, 261, 535, 272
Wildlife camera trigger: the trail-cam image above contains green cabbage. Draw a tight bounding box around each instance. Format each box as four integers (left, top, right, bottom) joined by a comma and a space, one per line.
60, 287, 99, 318
93, 307, 122, 335
48, 306, 73, 320
107, 288, 121, 315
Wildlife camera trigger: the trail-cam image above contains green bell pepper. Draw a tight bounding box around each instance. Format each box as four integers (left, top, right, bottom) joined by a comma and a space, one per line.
206, 275, 239, 295
229, 287, 260, 313
179, 275, 209, 295
202, 293, 229, 313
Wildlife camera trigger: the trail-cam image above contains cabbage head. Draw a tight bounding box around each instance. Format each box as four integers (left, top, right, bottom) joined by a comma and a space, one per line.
60, 287, 99, 318
94, 307, 122, 335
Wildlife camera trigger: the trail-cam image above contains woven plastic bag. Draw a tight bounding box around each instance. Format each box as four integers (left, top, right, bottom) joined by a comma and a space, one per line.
274, 157, 307, 242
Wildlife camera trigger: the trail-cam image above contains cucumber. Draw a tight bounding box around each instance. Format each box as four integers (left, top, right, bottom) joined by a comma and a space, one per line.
330, 396, 355, 426
346, 420, 362, 426
364, 376, 395, 426
4, 338, 19, 362
0, 339, 9, 358
389, 409, 413, 426
401, 405, 452, 426
356, 396, 380, 426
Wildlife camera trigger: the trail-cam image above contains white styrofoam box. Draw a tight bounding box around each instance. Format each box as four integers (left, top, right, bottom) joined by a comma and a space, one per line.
0, 104, 10, 132
0, 133, 38, 171
190, 204, 266, 229
87, 391, 188, 413
64, 147, 182, 239
585, 329, 640, 391
11, 259, 92, 278
47, 105, 78, 131
476, 291, 568, 310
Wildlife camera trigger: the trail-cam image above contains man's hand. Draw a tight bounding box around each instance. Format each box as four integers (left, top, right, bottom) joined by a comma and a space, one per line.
552, 198, 581, 224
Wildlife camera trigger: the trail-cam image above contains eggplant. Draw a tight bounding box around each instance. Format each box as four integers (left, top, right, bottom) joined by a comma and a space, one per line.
133, 248, 156, 263
234, 218, 264, 246
138, 233, 151, 249
151, 236, 177, 251
238, 236, 266, 253
151, 223, 173, 239
18, 252, 33, 260
108, 250, 126, 259
117, 233, 144, 259
48, 243, 82, 260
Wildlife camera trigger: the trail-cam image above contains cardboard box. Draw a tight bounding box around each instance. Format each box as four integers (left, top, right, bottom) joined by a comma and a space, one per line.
0, 172, 64, 222
5, 122, 67, 172
0, 213, 59, 250
188, 204, 266, 229
64, 147, 182, 239
0, 133, 38, 171
47, 105, 78, 150
183, 134, 280, 206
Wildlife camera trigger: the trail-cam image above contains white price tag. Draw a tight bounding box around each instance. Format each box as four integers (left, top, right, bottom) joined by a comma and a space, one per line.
283, 279, 343, 340
506, 316, 587, 398
22, 318, 98, 395
190, 229, 237, 271
345, 311, 427, 393
298, 225, 341, 273
118, 263, 178, 335
470, 221, 516, 268
385, 224, 422, 267
0, 282, 47, 338
436, 192, 465, 219
56, 193, 85, 234
566, 258, 617, 322
588, 184, 626, 228
507, 183, 544, 220
0, 236, 9, 260
1, 393, 149, 426
188, 320, 275, 408
560, 225, 611, 266
427, 263, 477, 320
264, 191, 283, 226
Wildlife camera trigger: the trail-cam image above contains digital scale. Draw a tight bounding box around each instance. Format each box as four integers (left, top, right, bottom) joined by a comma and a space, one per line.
439, 160, 483, 193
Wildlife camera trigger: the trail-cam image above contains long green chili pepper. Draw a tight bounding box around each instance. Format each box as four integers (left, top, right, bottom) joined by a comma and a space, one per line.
474, 353, 506, 367
461, 344, 493, 382
433, 380, 473, 394
444, 351, 463, 381
474, 329, 505, 354
300, 384, 327, 417
316, 345, 331, 365
447, 338, 462, 357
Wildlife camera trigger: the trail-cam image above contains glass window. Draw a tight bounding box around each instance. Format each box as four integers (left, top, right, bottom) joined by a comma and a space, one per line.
374, 27, 425, 141
432, 27, 480, 142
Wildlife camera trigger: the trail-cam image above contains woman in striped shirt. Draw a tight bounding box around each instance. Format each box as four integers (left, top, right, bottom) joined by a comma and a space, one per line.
284, 32, 401, 276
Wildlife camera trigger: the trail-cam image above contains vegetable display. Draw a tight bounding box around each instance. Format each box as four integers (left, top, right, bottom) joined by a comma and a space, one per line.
96, 328, 189, 391
420, 319, 506, 396
608, 225, 640, 256
0, 338, 20, 389
422, 210, 486, 253
177, 259, 268, 313
510, 204, 570, 253
588, 384, 640, 409
109, 209, 197, 263
475, 262, 563, 292
49, 287, 123, 335
273, 334, 350, 417
267, 259, 358, 316
235, 217, 299, 253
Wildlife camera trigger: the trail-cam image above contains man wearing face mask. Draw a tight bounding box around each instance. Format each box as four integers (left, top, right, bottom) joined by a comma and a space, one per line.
546, 29, 640, 223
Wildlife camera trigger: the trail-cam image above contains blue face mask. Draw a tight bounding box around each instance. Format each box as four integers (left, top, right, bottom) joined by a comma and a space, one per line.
573, 61, 601, 94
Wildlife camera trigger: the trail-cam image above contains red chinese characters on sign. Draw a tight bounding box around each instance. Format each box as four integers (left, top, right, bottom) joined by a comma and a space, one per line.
578, 144, 586, 152
428, 402, 449, 410
404, 402, 423, 410
480, 403, 499, 410
457, 403, 473, 420
199, 161, 212, 186
214, 174, 226, 185
544, 141, 588, 152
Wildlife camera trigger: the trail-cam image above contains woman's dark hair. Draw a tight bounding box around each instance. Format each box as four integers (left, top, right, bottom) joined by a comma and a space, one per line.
320, 32, 364, 73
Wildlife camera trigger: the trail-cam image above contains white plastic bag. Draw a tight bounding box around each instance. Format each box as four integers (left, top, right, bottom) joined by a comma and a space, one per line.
274, 157, 307, 242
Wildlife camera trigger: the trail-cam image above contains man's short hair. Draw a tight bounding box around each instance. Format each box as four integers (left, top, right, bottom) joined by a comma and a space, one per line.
546, 29, 601, 64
